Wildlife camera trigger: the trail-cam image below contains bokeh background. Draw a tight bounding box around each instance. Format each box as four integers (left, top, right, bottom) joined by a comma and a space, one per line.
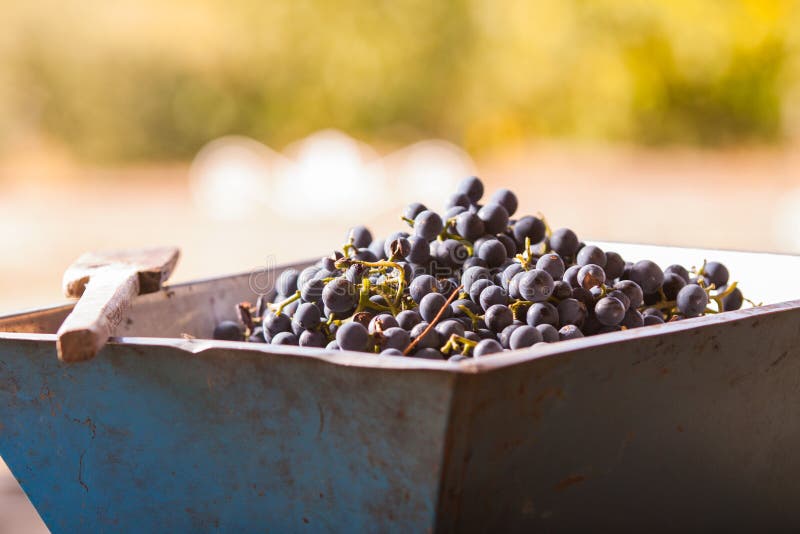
2, 0, 800, 531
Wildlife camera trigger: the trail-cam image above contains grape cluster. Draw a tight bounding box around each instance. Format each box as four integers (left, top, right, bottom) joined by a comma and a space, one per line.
214, 176, 751, 360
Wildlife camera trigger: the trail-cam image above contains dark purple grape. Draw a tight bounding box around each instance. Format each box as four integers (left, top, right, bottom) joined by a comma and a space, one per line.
461, 266, 491, 292
536, 253, 565, 280
248, 326, 267, 343
468, 278, 494, 303
347, 225, 373, 248
576, 245, 606, 268
463, 256, 488, 270
299, 329, 326, 348
500, 263, 524, 291
498, 324, 521, 348
454, 211, 485, 241
294, 303, 321, 330
442, 239, 469, 267
271, 331, 299, 345
614, 280, 644, 309
413, 347, 445, 360
451, 298, 480, 319
676, 285, 708, 317
276, 269, 300, 297
474, 338, 503, 356
410, 274, 438, 304
604, 252, 625, 280
643, 314, 665, 326
512, 216, 546, 247
477, 203, 510, 234
300, 278, 326, 304
720, 286, 743, 311
213, 320, 244, 341
557, 298, 587, 327
606, 289, 631, 310
479, 285, 507, 311
396, 309, 422, 331
665, 264, 690, 283
509, 325, 542, 349
621, 308, 644, 329
326, 340, 339, 350
457, 176, 484, 203
322, 277, 358, 314
490, 188, 518, 216
558, 325, 584, 340
354, 247, 378, 263
642, 307, 664, 319
381, 348, 404, 356
563, 265, 581, 288
595, 297, 626, 326
526, 302, 559, 327
446, 192, 471, 210
368, 313, 399, 334
485, 304, 513, 332
380, 327, 411, 351
497, 234, 517, 257
435, 319, 465, 340
662, 272, 687, 301
552, 280, 572, 300
263, 311, 291, 337
577, 264, 605, 290
550, 228, 580, 258
410, 322, 440, 350
518, 269, 555, 302
414, 210, 444, 241
419, 292, 451, 322
345, 263, 368, 285
536, 324, 559, 342
703, 261, 729, 288
629, 260, 664, 294
404, 202, 428, 221
405, 236, 431, 264
369, 239, 386, 260
477, 239, 507, 268
336, 322, 369, 352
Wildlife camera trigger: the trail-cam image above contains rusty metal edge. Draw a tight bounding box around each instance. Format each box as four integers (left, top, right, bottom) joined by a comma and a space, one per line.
2, 299, 797, 375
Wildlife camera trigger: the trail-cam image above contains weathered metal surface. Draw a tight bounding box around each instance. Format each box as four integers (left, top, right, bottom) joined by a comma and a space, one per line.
2, 245, 800, 531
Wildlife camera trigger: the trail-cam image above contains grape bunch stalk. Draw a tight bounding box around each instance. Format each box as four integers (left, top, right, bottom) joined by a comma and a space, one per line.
213, 176, 755, 360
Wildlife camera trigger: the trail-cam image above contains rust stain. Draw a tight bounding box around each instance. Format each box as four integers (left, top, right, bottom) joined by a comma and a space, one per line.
676, 425, 684, 433
771, 351, 789, 367
302, 517, 309, 524
554, 475, 586, 492
659, 367, 670, 376
78, 450, 89, 492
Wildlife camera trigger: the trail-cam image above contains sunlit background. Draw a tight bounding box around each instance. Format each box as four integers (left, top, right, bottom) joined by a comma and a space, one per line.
2, 1, 800, 530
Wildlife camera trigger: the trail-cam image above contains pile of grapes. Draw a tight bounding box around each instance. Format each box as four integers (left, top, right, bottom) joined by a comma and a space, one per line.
213, 176, 749, 360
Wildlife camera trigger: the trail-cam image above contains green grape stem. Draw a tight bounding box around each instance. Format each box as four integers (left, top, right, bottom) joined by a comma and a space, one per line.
273, 290, 301, 316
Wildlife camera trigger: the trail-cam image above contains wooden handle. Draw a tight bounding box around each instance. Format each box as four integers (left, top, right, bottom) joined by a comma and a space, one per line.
57, 266, 140, 362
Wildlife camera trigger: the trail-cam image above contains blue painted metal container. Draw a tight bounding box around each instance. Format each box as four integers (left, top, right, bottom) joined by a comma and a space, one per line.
2, 245, 800, 532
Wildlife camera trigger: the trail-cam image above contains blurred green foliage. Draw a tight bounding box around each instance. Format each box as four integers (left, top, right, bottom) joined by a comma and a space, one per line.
1, 0, 798, 161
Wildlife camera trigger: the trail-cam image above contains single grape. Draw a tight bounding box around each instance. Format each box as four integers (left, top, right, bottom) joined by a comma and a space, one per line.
518, 269, 555, 302
469, 278, 494, 304
662, 272, 687, 301
500, 263, 524, 291
557, 298, 587, 327
536, 323, 559, 343
558, 324, 584, 340
512, 216, 546, 248
336, 322, 370, 352
414, 210, 444, 241
497, 234, 517, 257
703, 261, 729, 288
294, 302, 321, 330
413, 347, 446, 360
321, 251, 344, 272
446, 192, 471, 210
595, 297, 626, 326
322, 277, 358, 314
435, 319, 466, 340
276, 269, 300, 297
643, 314, 665, 326
404, 202, 427, 221
419, 292, 451, 322
509, 325, 542, 349
452, 298, 480, 319
629, 260, 664, 294
477, 239, 508, 268
526, 302, 559, 327
448, 354, 471, 362
368, 313, 400, 334
347, 225, 373, 248
461, 266, 491, 292
477, 203, 510, 234
410, 274, 439, 304
604, 252, 626, 280
248, 327, 267, 343
498, 324, 521, 348
410, 322, 440, 350
300, 278, 326, 304
536, 253, 566, 280
614, 280, 644, 309
213, 320, 244, 341
381, 348, 404, 356
550, 228, 580, 258
299, 330, 326, 348
479, 285, 508, 311
455, 211, 485, 241
326, 340, 339, 350
368, 239, 386, 260
606, 289, 631, 310
642, 307, 664, 319
485, 304, 514, 332
271, 331, 299, 346
457, 176, 484, 203
380, 327, 411, 351
441, 239, 469, 267
489, 188, 518, 216
676, 284, 709, 317
577, 264, 606, 290
720, 286, 743, 311
397, 309, 422, 331
563, 265, 581, 288
263, 311, 292, 337
576, 245, 606, 268
665, 264, 690, 284
552, 280, 572, 300
621, 308, 644, 329
474, 338, 504, 357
